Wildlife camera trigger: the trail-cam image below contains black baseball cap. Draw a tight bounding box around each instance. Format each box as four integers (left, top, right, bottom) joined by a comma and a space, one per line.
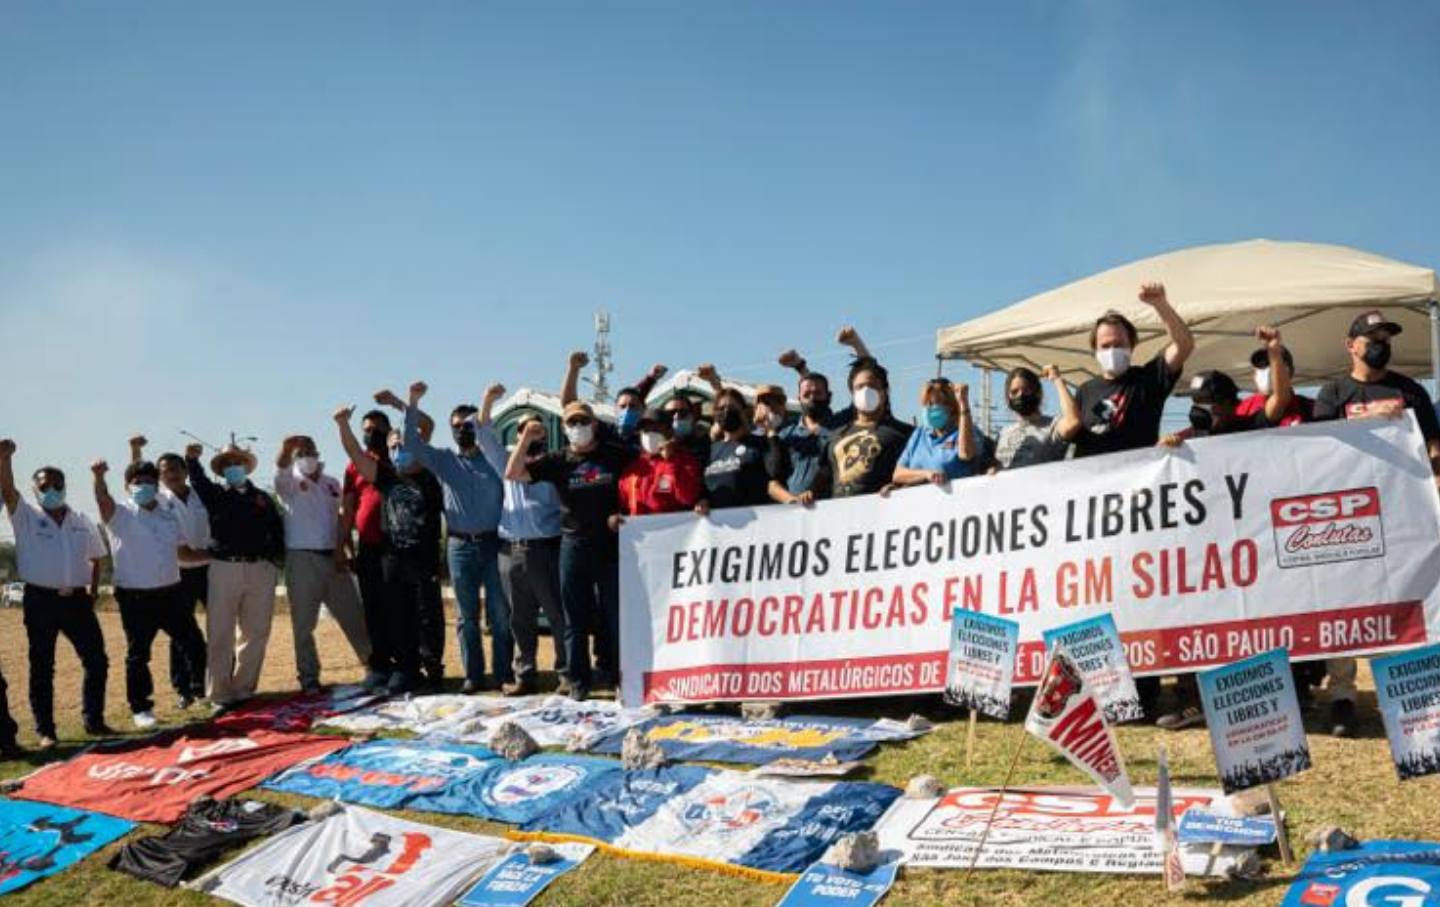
1188, 370, 1240, 405
637, 408, 672, 432
1348, 309, 1403, 339
1249, 345, 1296, 371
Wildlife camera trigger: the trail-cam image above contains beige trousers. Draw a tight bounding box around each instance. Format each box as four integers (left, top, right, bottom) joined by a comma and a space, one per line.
285, 550, 372, 688
206, 560, 277, 705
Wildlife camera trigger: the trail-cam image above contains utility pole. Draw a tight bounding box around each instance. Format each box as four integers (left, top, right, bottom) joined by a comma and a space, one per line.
584, 309, 614, 403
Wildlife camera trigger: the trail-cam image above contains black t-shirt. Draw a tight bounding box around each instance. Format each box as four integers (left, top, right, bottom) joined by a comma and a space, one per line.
1313, 371, 1440, 442
529, 440, 634, 538
1073, 353, 1180, 458
704, 436, 773, 509
817, 417, 912, 498
375, 467, 443, 570
110, 798, 301, 887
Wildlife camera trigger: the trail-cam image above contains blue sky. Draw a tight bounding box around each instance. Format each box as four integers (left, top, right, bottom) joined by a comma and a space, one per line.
2, 1, 1438, 530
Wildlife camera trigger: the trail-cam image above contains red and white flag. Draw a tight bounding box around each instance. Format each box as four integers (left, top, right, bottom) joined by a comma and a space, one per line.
1024, 649, 1134, 807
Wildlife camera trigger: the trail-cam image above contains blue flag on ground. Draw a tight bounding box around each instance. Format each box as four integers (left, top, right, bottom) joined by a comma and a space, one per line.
456, 843, 594, 907
776, 860, 899, 907
0, 797, 134, 895
262, 738, 499, 808
588, 714, 881, 765
1281, 840, 1440, 907
411, 754, 625, 825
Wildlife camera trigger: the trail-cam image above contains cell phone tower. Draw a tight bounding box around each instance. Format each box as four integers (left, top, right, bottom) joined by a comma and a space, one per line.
586, 308, 614, 403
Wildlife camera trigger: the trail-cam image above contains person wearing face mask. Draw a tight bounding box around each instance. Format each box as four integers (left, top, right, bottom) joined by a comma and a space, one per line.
560, 350, 667, 451
506, 402, 634, 701
618, 409, 704, 516
1, 441, 111, 747
400, 381, 513, 694
886, 378, 977, 493
273, 435, 372, 694
661, 393, 711, 465
339, 408, 401, 690
1313, 310, 1440, 737
132, 437, 211, 710
812, 358, 913, 499
1235, 326, 1310, 427
94, 458, 206, 730
993, 365, 1076, 470
771, 327, 876, 503
482, 414, 569, 697
185, 439, 284, 711
1056, 282, 1195, 459
698, 387, 777, 510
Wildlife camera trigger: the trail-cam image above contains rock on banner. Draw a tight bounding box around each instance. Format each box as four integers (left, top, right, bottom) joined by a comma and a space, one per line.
620, 417, 1440, 706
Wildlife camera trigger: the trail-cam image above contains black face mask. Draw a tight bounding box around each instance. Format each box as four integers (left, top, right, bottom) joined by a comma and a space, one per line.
362, 429, 387, 452
1008, 392, 1041, 417
1188, 405, 1215, 434
1362, 338, 1392, 370
801, 400, 831, 420
453, 424, 477, 448
526, 440, 545, 456
717, 409, 744, 434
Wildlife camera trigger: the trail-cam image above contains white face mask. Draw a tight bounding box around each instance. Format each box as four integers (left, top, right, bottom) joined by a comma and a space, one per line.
293, 456, 320, 477
565, 423, 595, 448
1095, 346, 1132, 374
761, 411, 786, 431
1253, 368, 1272, 396
852, 386, 883, 414
640, 431, 666, 455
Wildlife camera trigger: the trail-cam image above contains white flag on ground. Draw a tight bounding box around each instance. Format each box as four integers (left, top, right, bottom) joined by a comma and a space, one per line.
1155, 745, 1185, 892
1024, 649, 1133, 808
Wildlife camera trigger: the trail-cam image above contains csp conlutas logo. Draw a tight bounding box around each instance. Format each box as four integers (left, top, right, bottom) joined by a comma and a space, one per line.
1269, 487, 1385, 569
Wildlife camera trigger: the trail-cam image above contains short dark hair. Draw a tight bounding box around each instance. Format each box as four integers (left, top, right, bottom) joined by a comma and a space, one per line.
713, 387, 749, 412
156, 452, 185, 471
663, 393, 696, 414
616, 387, 644, 406
362, 409, 392, 430
124, 461, 160, 484
1006, 367, 1041, 394
1089, 311, 1138, 349
450, 404, 478, 422
799, 372, 830, 393
848, 357, 888, 391
32, 466, 64, 487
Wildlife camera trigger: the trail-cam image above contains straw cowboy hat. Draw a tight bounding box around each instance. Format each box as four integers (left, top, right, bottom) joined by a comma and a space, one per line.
210, 443, 258, 476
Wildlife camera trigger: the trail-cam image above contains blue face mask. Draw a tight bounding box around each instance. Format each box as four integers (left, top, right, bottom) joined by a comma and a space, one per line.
130, 483, 158, 506
38, 488, 65, 510
392, 449, 413, 471
617, 408, 641, 435
223, 465, 248, 487
673, 417, 693, 437
924, 405, 952, 431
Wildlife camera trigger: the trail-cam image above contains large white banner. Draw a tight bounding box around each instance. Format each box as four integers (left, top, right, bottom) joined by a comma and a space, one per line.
620, 417, 1440, 706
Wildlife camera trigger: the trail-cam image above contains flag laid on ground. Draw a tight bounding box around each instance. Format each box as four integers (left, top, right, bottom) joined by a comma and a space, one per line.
456, 842, 594, 907
429, 696, 654, 750
318, 694, 543, 736
1197, 648, 1311, 793
1280, 840, 1440, 907
1155, 746, 1185, 892
12, 728, 349, 823
195, 803, 508, 907
775, 860, 900, 907
0, 798, 134, 896
1023, 650, 1133, 807
588, 714, 885, 765
409, 754, 624, 826
873, 787, 1254, 875
1371, 642, 1440, 781
944, 610, 1020, 720
263, 739, 500, 808
1043, 614, 1142, 724
215, 686, 382, 733
110, 797, 302, 888
521, 766, 900, 878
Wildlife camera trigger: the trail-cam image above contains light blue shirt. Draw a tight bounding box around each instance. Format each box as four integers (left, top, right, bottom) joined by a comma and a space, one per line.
471, 427, 565, 541
898, 426, 976, 480
404, 407, 505, 534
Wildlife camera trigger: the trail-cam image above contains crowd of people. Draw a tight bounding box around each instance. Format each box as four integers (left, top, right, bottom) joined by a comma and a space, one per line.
2, 283, 1437, 757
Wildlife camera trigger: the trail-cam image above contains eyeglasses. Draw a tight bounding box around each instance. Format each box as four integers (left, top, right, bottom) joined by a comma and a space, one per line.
564, 417, 593, 427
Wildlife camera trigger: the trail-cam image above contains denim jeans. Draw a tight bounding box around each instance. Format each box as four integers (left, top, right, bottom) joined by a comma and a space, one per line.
558, 534, 619, 693
447, 534, 513, 685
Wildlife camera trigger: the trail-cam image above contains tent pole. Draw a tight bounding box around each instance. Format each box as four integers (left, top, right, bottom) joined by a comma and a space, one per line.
981, 367, 993, 436
1429, 299, 1440, 396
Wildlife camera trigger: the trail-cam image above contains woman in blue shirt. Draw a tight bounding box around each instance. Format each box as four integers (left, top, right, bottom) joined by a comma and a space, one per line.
885, 378, 976, 493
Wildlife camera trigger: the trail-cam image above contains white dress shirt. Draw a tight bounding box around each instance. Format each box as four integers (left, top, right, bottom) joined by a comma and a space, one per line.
274, 466, 342, 551
160, 485, 212, 565
9, 500, 106, 589
104, 499, 183, 590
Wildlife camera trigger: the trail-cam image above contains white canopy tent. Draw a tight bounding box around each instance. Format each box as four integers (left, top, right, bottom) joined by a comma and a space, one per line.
936, 240, 1440, 390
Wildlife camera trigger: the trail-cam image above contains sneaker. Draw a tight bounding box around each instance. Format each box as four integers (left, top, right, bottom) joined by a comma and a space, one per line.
501, 679, 536, 697
301, 682, 324, 697
36, 735, 57, 752
1155, 706, 1205, 731
1330, 700, 1357, 738
85, 722, 117, 737
554, 677, 573, 698
361, 670, 389, 692
386, 672, 412, 695
569, 686, 590, 702
208, 701, 232, 718
132, 711, 158, 730
461, 679, 484, 695
176, 694, 197, 711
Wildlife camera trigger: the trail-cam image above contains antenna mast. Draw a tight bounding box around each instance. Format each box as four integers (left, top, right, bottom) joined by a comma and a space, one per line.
586, 309, 614, 403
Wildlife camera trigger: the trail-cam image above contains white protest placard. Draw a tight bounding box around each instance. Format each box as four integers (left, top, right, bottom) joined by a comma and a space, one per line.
1197, 648, 1311, 793
944, 610, 1019, 719
619, 417, 1440, 705
1371, 642, 1440, 780
1043, 613, 1141, 723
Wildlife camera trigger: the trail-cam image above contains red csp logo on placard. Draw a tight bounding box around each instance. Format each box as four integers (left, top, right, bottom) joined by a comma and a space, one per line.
1269, 487, 1385, 569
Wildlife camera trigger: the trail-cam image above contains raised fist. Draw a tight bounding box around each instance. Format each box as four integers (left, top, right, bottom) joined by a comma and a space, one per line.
91, 459, 109, 476
777, 349, 804, 369
408, 381, 428, 402
373, 389, 403, 409
1138, 282, 1168, 307
184, 443, 204, 460
520, 420, 546, 442
569, 351, 590, 369
484, 383, 506, 402
647, 363, 668, 381
1255, 325, 1282, 351
695, 363, 719, 382
333, 405, 355, 423
0, 439, 15, 459
836, 326, 859, 346
1042, 364, 1061, 382
128, 434, 148, 449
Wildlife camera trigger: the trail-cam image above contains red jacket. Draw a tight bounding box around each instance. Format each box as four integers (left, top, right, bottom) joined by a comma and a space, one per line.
619, 447, 704, 515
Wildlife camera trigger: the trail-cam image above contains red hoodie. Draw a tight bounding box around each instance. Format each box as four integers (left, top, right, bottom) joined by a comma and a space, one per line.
619, 446, 704, 515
